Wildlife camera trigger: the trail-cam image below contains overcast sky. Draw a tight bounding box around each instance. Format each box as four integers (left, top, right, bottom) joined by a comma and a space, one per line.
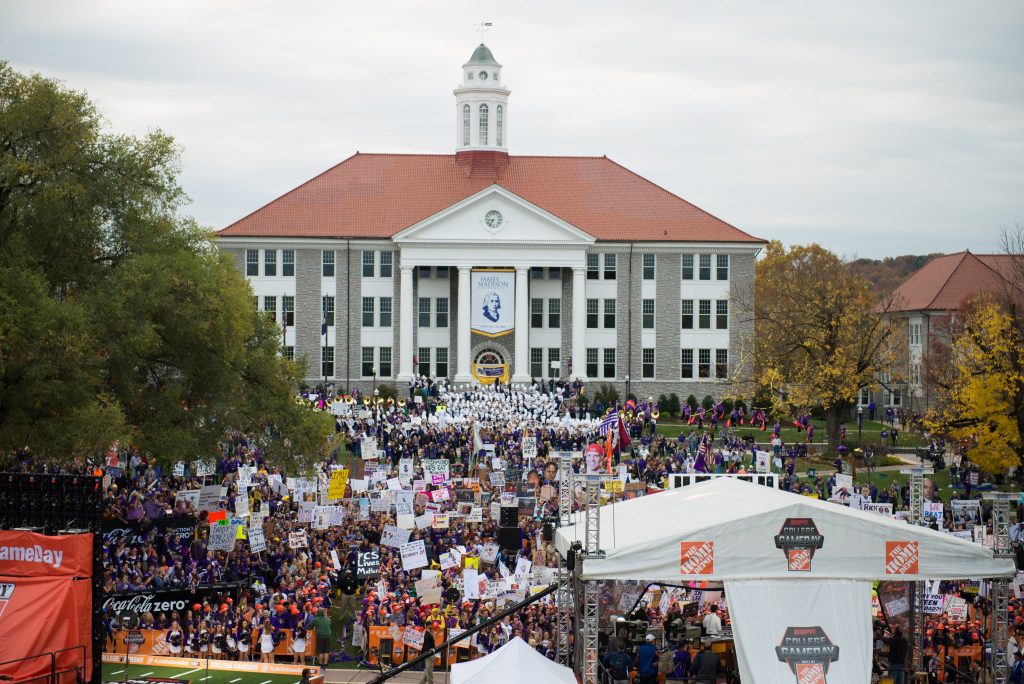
2, 0, 1021, 257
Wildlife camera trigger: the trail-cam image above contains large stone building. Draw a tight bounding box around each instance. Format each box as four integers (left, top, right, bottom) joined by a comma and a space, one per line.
216, 43, 765, 397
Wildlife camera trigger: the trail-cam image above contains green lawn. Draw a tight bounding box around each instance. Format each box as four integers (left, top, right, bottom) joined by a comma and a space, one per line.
102, 663, 302, 684
655, 418, 925, 448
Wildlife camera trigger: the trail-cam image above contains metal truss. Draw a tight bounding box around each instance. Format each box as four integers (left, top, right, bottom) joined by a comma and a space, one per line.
901, 467, 932, 670
984, 492, 1017, 684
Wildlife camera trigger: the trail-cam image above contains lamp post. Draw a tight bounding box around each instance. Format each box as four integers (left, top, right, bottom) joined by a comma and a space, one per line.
624, 374, 630, 402
372, 367, 378, 414
857, 405, 864, 445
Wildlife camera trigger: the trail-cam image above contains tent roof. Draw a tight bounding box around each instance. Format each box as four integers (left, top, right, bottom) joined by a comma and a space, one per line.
554, 478, 1014, 581
449, 637, 576, 684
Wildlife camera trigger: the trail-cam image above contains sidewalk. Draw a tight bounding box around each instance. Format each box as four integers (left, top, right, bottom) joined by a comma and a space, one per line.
324, 669, 449, 683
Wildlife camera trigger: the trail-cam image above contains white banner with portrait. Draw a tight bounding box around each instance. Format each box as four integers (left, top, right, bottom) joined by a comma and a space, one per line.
470, 269, 515, 337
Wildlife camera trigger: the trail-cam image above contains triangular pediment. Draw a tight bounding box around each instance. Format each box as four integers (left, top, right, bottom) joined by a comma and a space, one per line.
392, 186, 596, 245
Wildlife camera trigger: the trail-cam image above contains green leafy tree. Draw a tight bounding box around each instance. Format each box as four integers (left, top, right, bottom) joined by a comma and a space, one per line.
0, 63, 334, 466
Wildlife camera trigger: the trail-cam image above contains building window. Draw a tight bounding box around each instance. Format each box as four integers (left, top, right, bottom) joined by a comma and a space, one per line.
436, 297, 449, 327
681, 349, 694, 379
716, 300, 728, 329
253, 295, 258, 311
379, 347, 392, 377
681, 254, 693, 280
716, 254, 729, 281
698, 300, 711, 329
603, 299, 616, 328
322, 346, 335, 377
246, 249, 258, 276
282, 296, 294, 327
380, 297, 393, 327
479, 104, 489, 146
322, 250, 335, 277
436, 266, 449, 279
322, 296, 335, 327
380, 251, 393, 278
531, 348, 543, 378
642, 299, 655, 329
909, 322, 921, 346
361, 347, 374, 377
362, 297, 374, 327
282, 250, 295, 277
531, 298, 544, 328
462, 104, 471, 146
531, 267, 544, 280
496, 105, 503, 146
715, 349, 728, 378
604, 254, 617, 280
586, 348, 599, 378
419, 266, 431, 279
418, 297, 431, 328
681, 300, 694, 329
284, 346, 294, 361
436, 347, 449, 378
264, 250, 277, 276
642, 348, 655, 378
587, 253, 600, 280
548, 267, 561, 280
698, 349, 711, 378
911, 362, 921, 386
699, 254, 712, 280
603, 348, 616, 378
417, 347, 431, 377
263, 296, 277, 320
548, 348, 560, 379
586, 299, 599, 328
642, 254, 655, 280
548, 298, 561, 328
361, 251, 374, 278
889, 388, 902, 406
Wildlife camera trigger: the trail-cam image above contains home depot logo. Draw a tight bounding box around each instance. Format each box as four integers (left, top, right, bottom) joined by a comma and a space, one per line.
774, 518, 825, 572
679, 541, 714, 575
776, 626, 839, 684
885, 541, 919, 575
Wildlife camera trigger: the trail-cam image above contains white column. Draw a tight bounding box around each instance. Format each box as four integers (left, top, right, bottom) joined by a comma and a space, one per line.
572, 266, 586, 381
513, 266, 530, 383
455, 266, 473, 383
397, 265, 415, 381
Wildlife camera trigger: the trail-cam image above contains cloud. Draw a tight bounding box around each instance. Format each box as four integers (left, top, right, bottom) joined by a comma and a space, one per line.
2, 0, 1021, 256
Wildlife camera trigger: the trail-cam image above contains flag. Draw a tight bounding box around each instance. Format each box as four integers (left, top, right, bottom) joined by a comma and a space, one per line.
617, 413, 631, 450
599, 410, 618, 436
321, 311, 327, 337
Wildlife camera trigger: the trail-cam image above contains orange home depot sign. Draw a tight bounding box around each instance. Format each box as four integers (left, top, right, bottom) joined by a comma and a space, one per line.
679, 541, 715, 575
885, 541, 919, 575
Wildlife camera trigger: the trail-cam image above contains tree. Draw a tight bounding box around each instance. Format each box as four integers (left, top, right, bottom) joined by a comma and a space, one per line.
749, 242, 901, 452
0, 62, 334, 466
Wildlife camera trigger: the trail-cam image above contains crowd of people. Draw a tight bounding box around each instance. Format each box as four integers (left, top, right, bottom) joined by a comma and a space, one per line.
14, 376, 1007, 682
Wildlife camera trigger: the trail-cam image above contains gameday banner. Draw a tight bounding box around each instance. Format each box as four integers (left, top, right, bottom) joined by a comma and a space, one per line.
0, 529, 94, 577
102, 653, 317, 676
726, 579, 872, 684
470, 269, 515, 337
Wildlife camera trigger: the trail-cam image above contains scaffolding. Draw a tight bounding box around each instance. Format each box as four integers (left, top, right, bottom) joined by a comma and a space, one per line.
984, 492, 1017, 684
554, 451, 576, 666
901, 467, 932, 670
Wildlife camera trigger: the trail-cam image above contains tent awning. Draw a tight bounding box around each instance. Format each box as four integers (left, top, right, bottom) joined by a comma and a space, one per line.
449, 636, 576, 684
553, 478, 1014, 581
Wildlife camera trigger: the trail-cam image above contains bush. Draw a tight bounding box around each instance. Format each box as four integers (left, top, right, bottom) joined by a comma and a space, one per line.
377, 383, 398, 402
734, 399, 746, 413
599, 383, 620, 407
658, 394, 669, 414
668, 393, 681, 417
721, 398, 734, 412
701, 395, 715, 411
576, 394, 590, 410
686, 394, 699, 412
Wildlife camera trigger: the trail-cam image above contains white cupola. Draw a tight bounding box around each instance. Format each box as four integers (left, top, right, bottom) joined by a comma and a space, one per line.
454, 43, 510, 153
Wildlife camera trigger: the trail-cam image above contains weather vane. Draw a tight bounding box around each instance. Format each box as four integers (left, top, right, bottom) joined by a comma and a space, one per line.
474, 21, 493, 42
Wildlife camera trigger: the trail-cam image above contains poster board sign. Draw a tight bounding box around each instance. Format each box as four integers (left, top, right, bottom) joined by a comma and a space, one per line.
197, 485, 222, 513
248, 522, 266, 553
357, 550, 381, 578
521, 437, 537, 459
288, 530, 308, 549
470, 269, 515, 337
207, 523, 236, 552
362, 437, 378, 460
381, 525, 411, 548
328, 470, 349, 500
194, 460, 215, 477
423, 459, 449, 484
236, 465, 256, 489
755, 451, 770, 474
400, 540, 428, 571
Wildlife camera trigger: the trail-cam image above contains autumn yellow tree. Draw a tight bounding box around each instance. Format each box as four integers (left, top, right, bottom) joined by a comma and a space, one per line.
928, 299, 1024, 473
747, 242, 901, 452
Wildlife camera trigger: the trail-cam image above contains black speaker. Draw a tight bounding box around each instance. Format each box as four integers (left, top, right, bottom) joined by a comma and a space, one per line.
498, 527, 520, 551
499, 506, 518, 527
542, 522, 554, 542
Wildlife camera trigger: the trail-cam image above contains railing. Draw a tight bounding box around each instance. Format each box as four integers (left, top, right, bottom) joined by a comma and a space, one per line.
0, 645, 86, 684
667, 473, 780, 489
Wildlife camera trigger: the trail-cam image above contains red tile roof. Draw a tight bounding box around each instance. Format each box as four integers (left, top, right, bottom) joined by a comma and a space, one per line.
889, 251, 1018, 312
218, 152, 764, 243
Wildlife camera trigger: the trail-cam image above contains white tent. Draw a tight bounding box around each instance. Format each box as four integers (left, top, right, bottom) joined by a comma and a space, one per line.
554, 477, 1014, 581
449, 637, 576, 684
554, 478, 1015, 683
